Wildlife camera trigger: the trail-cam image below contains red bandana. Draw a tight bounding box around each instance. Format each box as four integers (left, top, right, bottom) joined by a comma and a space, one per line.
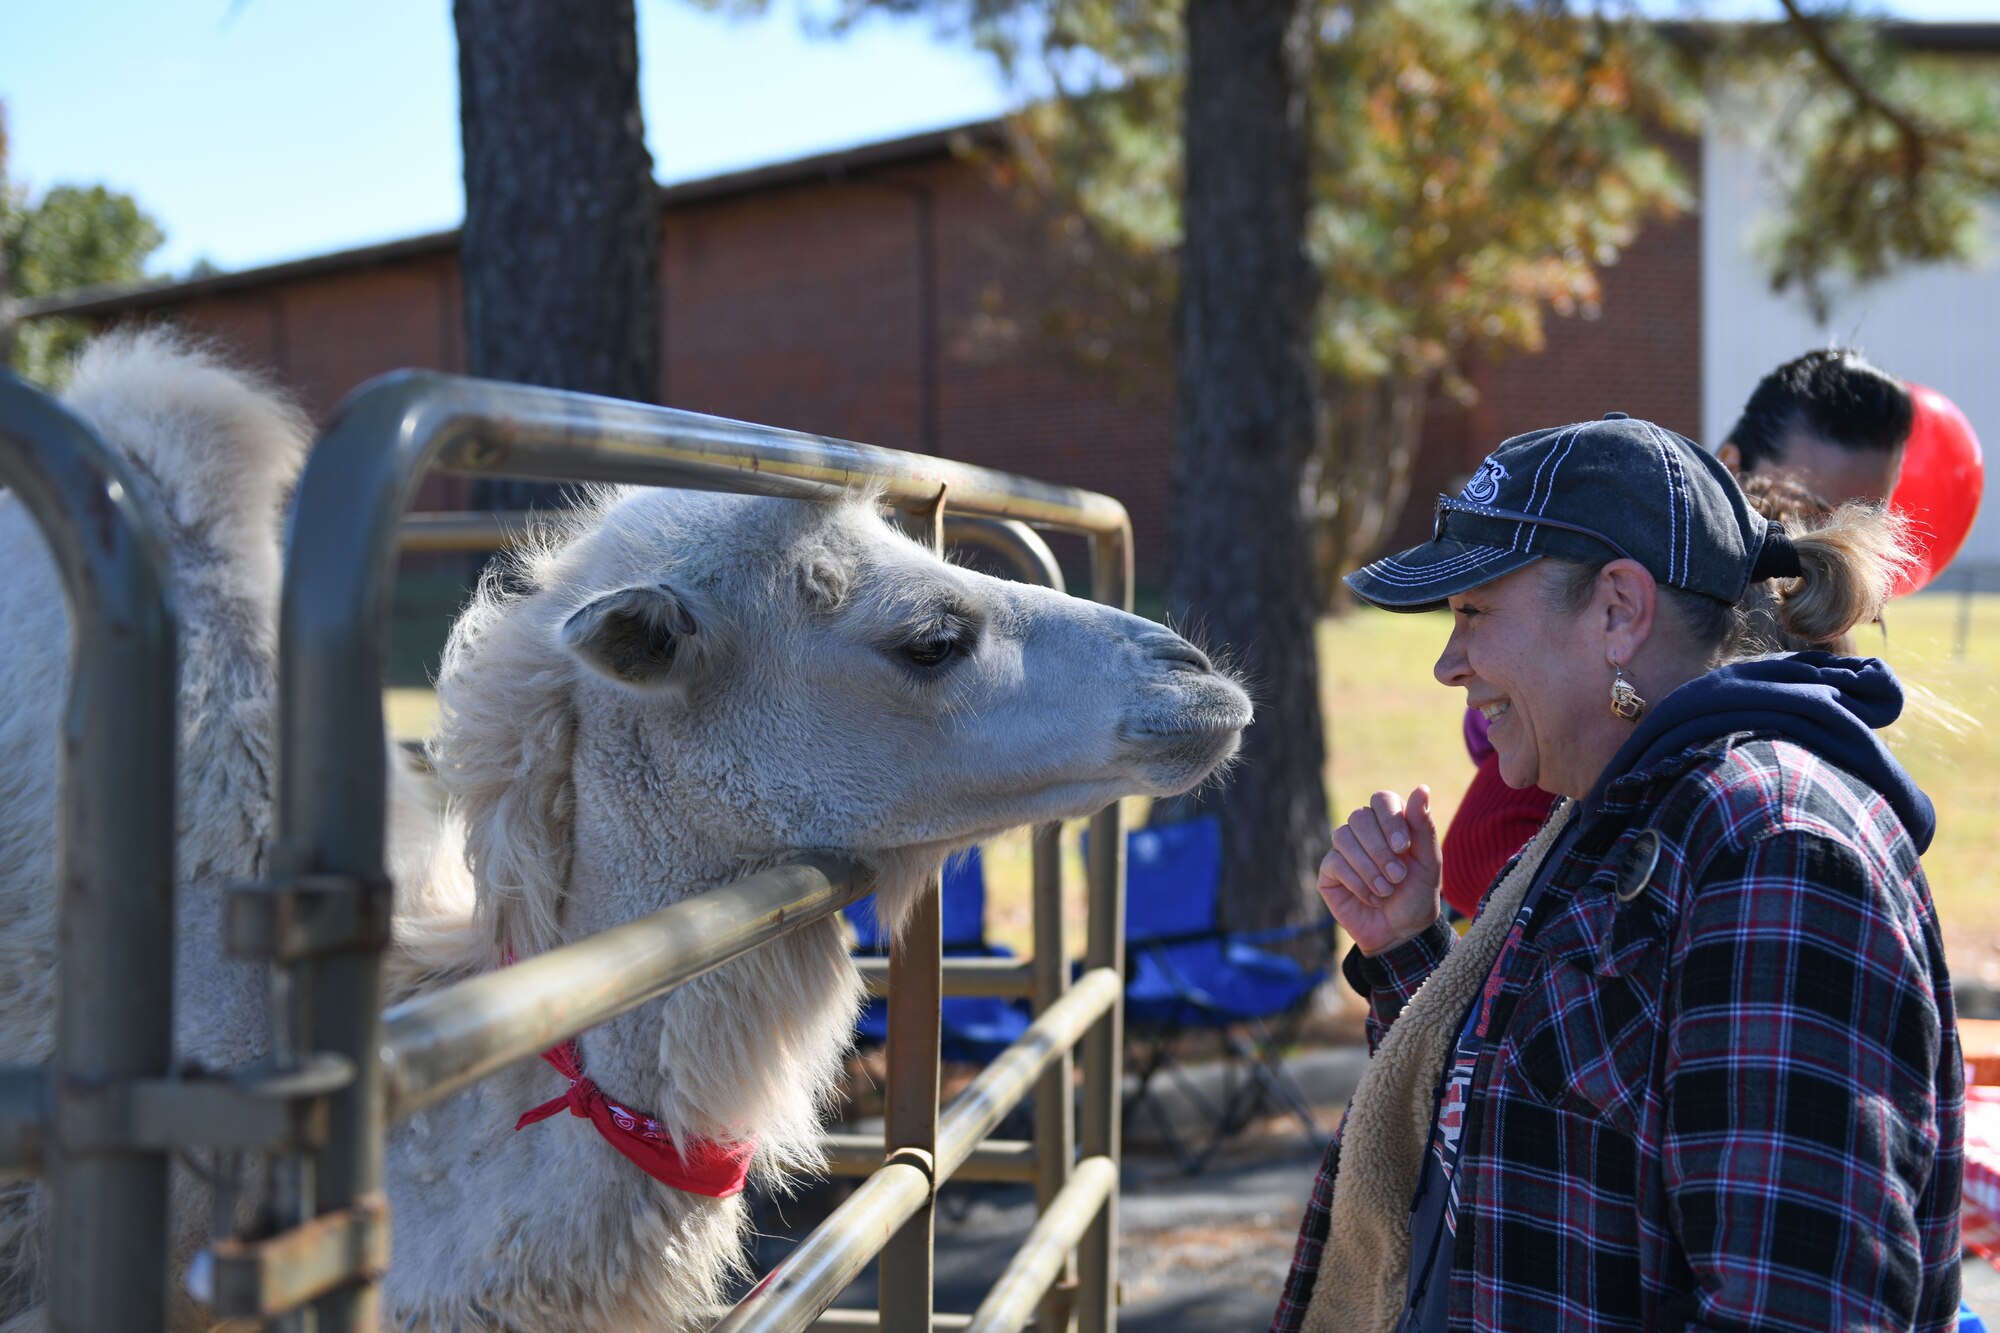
503, 951, 755, 1199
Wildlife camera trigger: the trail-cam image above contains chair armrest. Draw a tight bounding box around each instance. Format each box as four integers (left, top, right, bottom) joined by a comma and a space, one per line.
1225, 919, 1335, 949
1125, 925, 1230, 951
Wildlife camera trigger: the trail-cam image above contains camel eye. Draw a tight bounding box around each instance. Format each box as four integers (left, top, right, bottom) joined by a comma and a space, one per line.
896, 608, 980, 676
893, 616, 977, 673
901, 636, 961, 669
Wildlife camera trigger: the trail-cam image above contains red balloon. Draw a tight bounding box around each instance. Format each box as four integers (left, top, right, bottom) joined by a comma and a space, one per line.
1889, 383, 1984, 597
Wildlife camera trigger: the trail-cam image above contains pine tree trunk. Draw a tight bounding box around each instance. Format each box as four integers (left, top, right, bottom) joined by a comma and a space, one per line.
454, 0, 659, 509
1162, 0, 1333, 932
1316, 375, 1431, 613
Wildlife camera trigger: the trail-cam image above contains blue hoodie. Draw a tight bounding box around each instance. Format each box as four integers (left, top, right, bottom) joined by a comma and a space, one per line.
1584, 650, 1936, 854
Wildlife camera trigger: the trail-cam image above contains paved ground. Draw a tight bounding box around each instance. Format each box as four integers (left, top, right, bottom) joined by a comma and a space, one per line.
1969, 1258, 2000, 1317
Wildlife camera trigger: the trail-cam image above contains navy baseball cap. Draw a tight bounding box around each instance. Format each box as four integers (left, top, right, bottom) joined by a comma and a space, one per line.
1346, 414, 1777, 612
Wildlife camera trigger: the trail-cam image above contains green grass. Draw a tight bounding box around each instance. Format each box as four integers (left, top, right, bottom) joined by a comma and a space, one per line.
1867, 593, 2000, 967
385, 588, 2000, 975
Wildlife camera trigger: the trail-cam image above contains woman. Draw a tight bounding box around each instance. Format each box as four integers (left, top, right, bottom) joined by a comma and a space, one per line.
1274, 415, 1961, 1332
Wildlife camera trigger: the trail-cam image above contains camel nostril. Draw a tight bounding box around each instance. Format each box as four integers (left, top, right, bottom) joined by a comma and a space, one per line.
1147, 639, 1213, 674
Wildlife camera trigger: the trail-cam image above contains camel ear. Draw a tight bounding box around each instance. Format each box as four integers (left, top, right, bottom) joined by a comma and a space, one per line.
560, 584, 702, 690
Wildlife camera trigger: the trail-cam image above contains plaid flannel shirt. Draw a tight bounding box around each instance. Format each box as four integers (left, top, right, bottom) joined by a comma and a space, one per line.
1272, 731, 1963, 1332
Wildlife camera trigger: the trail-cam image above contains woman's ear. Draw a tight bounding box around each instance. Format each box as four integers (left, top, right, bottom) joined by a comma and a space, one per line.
1597, 558, 1658, 662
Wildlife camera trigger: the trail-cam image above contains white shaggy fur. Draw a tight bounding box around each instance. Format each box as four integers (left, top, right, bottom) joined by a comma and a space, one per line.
0, 333, 1252, 1332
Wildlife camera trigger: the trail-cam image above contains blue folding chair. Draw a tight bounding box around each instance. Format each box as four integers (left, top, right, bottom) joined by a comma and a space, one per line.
1114, 815, 1330, 1172
846, 847, 1031, 1063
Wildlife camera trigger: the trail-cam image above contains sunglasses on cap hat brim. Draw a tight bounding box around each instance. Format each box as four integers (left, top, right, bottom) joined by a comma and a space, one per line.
1431, 495, 1638, 566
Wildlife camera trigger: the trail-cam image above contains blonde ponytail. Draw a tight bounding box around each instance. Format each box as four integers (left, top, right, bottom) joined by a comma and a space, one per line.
1769, 502, 1918, 647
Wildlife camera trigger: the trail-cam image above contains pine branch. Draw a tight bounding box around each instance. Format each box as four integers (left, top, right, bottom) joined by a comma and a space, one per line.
1775, 0, 1933, 175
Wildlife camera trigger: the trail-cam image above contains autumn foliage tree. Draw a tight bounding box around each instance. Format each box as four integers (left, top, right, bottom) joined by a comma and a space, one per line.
1306, 5, 1694, 596
983, 1, 1695, 612
945, 0, 1700, 923
960, 1, 1999, 605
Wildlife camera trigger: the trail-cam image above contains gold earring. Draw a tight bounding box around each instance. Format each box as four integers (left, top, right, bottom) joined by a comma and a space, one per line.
1610, 662, 1646, 722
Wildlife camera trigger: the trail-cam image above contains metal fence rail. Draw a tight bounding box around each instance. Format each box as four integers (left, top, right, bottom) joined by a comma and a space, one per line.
380, 855, 867, 1120
719, 970, 1122, 1333
0, 373, 179, 1331
253, 372, 1135, 1333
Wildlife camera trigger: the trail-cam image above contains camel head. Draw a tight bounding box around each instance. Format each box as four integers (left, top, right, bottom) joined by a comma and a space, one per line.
432, 486, 1252, 954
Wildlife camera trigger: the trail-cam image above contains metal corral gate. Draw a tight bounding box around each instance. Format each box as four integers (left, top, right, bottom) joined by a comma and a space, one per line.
0, 368, 1136, 1333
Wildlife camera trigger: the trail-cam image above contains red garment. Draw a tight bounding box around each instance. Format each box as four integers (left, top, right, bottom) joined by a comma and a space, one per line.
1439, 749, 1558, 918
515, 1038, 756, 1198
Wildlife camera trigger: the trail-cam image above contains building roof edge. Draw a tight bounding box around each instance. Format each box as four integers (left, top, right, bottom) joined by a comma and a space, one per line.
21, 116, 1007, 321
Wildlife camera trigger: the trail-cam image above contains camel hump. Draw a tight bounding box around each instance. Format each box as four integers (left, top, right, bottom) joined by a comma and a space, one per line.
59, 329, 310, 560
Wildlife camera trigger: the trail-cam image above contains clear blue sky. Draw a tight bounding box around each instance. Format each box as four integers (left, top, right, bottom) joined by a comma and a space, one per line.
2, 1, 1015, 275
4, 0, 1995, 279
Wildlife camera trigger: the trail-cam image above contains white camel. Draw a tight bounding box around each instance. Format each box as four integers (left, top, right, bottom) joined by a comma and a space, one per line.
0, 332, 1252, 1332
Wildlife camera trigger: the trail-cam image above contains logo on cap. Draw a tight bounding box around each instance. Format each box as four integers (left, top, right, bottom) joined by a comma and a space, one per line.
1461, 457, 1508, 505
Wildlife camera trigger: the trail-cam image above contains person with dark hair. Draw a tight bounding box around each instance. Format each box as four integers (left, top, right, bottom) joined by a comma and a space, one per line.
1719, 346, 1916, 507
1274, 415, 1959, 1332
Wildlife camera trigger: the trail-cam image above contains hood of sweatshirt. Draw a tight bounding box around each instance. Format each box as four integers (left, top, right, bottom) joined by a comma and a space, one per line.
1585, 651, 1936, 854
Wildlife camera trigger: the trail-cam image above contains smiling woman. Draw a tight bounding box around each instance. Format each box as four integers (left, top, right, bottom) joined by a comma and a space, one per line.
1276, 414, 1960, 1333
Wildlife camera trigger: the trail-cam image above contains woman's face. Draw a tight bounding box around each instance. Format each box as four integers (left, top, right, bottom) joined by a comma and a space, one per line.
1435, 562, 1608, 799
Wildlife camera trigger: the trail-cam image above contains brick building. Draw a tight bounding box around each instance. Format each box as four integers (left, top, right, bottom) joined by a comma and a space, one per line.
21, 119, 1700, 589
26, 126, 1186, 584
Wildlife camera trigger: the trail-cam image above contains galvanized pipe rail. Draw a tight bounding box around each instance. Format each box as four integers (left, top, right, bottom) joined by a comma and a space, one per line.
852, 956, 1037, 1000
263, 373, 1133, 1332
969, 1156, 1118, 1333
818, 1316, 975, 1331
381, 855, 866, 1121
715, 970, 1122, 1333
936, 969, 1121, 1177
821, 1135, 1038, 1184
0, 374, 179, 1333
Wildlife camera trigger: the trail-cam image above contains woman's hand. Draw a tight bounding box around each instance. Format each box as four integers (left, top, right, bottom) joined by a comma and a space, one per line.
1318, 786, 1443, 955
